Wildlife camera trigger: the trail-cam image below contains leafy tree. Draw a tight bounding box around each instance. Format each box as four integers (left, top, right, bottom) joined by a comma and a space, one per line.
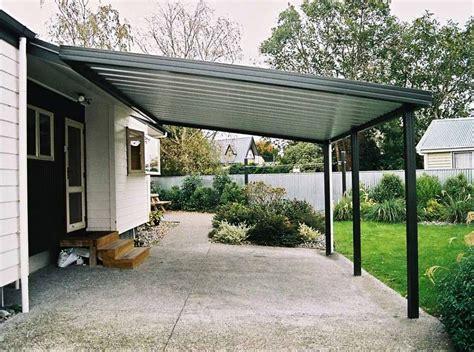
48, 0, 133, 50
385, 13, 473, 126
256, 139, 278, 162
278, 142, 322, 168
160, 126, 220, 176
261, 0, 399, 80
378, 13, 473, 169
261, 0, 473, 170
137, 0, 242, 63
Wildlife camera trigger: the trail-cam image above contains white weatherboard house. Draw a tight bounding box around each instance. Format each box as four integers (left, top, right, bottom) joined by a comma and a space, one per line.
416, 118, 474, 169
0, 11, 165, 312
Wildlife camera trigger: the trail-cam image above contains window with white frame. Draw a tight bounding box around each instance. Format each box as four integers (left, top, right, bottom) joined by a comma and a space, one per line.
27, 105, 54, 161
145, 135, 160, 175
127, 128, 145, 174
453, 151, 473, 169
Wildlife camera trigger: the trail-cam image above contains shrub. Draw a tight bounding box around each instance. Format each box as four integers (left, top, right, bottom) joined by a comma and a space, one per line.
212, 203, 257, 228
361, 199, 375, 220
213, 173, 232, 197
369, 173, 404, 202
212, 195, 324, 247
368, 199, 406, 223
165, 186, 184, 210
441, 191, 473, 224
146, 210, 163, 227
276, 199, 325, 233
246, 213, 300, 247
298, 223, 322, 243
437, 250, 474, 351
228, 163, 294, 174
220, 182, 247, 205
181, 175, 203, 201
444, 174, 473, 200
211, 221, 251, 245
334, 196, 352, 221
417, 174, 442, 207
150, 181, 163, 195
419, 199, 444, 222
188, 187, 219, 211
245, 181, 286, 206
338, 184, 374, 220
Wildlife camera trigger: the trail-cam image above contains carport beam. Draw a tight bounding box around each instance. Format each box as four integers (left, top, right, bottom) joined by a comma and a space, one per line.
323, 142, 333, 256
403, 106, 419, 319
351, 130, 361, 276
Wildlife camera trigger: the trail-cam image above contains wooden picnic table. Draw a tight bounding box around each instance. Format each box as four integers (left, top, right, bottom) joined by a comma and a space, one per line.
151, 193, 171, 212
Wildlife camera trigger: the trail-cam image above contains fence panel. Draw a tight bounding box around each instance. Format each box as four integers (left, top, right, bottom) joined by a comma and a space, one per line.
152, 168, 473, 211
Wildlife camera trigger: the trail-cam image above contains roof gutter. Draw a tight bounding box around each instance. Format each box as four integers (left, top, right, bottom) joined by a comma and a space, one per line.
0, 10, 36, 45
130, 115, 171, 137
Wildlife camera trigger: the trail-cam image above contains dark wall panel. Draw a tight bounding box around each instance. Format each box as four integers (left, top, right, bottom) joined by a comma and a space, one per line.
27, 81, 85, 257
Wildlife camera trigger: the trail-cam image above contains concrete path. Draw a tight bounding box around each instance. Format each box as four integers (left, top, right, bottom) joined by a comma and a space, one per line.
1, 212, 450, 350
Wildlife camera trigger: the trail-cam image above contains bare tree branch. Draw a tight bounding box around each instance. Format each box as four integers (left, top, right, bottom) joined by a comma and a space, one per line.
137, 0, 242, 63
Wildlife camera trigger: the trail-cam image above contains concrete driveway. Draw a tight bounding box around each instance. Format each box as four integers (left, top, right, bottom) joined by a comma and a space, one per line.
1, 212, 450, 350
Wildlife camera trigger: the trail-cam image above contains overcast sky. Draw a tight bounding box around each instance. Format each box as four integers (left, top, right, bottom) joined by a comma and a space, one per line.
1, 0, 472, 66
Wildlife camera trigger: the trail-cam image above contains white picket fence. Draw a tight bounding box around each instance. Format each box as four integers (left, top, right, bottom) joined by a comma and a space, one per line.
152, 168, 473, 211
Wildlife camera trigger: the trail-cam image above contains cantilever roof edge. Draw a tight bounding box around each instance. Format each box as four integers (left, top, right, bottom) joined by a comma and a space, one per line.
58, 46, 432, 108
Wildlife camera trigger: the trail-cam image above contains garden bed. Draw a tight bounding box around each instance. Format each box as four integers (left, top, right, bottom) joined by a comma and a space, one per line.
208, 182, 326, 248
135, 211, 179, 247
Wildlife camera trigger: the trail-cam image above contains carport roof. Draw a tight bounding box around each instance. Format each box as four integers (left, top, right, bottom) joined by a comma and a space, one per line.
59, 46, 432, 143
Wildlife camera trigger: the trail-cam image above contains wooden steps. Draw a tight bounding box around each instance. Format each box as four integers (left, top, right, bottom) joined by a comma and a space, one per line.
98, 239, 134, 260
103, 247, 151, 269
97, 236, 150, 269
95, 232, 119, 249
61, 231, 150, 269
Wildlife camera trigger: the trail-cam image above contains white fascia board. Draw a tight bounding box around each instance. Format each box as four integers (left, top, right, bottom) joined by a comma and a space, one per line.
419, 147, 474, 154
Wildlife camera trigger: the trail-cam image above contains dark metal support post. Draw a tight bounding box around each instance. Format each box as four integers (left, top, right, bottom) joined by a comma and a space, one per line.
323, 142, 333, 256
403, 107, 419, 319
244, 158, 249, 185
341, 150, 347, 194
350, 131, 361, 276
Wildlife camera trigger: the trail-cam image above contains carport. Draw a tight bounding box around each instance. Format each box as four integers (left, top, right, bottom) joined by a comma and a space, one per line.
58, 47, 432, 319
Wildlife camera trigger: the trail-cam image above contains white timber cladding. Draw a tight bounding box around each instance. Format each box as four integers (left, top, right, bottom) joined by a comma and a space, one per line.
85, 103, 113, 231
0, 39, 20, 286
85, 97, 153, 233
114, 105, 149, 233
426, 152, 453, 169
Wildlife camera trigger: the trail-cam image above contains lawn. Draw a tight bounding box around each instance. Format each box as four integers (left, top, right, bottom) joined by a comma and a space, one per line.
334, 221, 471, 315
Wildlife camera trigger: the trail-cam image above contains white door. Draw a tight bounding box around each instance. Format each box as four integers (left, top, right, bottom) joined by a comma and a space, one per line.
65, 119, 86, 232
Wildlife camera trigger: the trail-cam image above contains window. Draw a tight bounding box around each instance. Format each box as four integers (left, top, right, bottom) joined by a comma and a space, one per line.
127, 128, 145, 174
453, 152, 473, 169
27, 105, 54, 161
246, 149, 254, 160
145, 135, 160, 175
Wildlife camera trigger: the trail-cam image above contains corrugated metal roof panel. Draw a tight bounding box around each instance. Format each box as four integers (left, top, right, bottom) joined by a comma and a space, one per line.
58, 46, 432, 142
417, 118, 474, 152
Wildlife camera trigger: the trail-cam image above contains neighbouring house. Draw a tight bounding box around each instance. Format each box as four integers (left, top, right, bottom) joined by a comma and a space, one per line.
0, 11, 166, 310
416, 118, 474, 169
214, 136, 264, 165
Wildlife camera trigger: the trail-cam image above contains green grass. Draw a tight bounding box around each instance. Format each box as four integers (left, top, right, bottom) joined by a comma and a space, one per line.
334, 221, 471, 315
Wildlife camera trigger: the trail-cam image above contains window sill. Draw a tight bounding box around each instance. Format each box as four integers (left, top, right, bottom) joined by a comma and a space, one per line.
27, 155, 54, 162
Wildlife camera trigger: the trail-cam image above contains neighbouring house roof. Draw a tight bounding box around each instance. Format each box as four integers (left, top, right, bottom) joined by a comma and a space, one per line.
416, 118, 474, 153
214, 137, 258, 164
0, 9, 432, 144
